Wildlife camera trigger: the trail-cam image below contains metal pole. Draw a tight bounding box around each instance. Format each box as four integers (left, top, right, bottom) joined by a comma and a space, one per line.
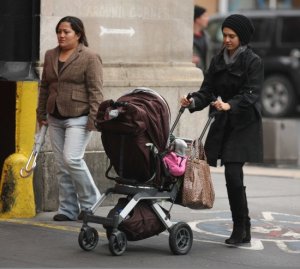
270, 0, 277, 9
219, 0, 229, 14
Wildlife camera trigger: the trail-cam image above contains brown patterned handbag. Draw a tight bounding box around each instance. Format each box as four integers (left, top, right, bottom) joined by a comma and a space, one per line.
182, 139, 215, 209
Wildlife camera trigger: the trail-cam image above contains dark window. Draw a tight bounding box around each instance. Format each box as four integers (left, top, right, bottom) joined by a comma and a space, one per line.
0, 0, 40, 62
251, 18, 273, 43
280, 17, 300, 44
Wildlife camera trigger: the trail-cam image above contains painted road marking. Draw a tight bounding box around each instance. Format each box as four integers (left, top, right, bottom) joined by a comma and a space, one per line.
188, 211, 300, 254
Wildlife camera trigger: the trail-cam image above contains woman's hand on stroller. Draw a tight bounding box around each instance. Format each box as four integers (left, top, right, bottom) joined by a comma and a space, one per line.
180, 93, 193, 107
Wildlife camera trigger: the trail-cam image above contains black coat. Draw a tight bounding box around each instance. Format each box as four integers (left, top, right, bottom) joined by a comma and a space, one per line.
190, 47, 264, 166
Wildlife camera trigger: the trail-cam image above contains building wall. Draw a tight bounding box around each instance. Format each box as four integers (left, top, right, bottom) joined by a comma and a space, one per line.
35, 0, 209, 211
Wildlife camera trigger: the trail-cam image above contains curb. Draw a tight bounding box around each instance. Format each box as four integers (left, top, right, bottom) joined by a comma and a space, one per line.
210, 165, 300, 179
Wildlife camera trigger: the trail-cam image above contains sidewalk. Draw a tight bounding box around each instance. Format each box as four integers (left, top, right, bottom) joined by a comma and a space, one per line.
210, 164, 300, 179
0, 165, 299, 225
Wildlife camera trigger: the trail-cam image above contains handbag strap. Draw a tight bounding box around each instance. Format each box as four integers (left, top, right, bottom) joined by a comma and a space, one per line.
189, 139, 198, 159
197, 138, 207, 161
189, 138, 207, 161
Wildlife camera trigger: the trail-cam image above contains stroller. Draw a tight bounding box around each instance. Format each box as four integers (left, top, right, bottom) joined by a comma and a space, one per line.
77, 88, 193, 256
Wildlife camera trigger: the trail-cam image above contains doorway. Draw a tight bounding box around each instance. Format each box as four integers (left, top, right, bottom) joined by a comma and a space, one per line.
0, 81, 16, 173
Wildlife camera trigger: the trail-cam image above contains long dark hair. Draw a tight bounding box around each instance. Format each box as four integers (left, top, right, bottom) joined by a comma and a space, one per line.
56, 16, 89, 46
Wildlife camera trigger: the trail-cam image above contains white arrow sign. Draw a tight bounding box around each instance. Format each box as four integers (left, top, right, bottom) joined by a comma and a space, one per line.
100, 26, 135, 37
282, 231, 300, 239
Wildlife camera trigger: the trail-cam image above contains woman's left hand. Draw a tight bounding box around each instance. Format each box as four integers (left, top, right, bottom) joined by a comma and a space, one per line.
211, 100, 231, 111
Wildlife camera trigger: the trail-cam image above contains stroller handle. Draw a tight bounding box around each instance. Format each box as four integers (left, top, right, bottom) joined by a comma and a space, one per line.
170, 93, 193, 134
171, 96, 220, 141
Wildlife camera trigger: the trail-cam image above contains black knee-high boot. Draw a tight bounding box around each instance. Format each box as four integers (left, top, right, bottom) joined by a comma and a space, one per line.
225, 185, 246, 244
243, 187, 251, 243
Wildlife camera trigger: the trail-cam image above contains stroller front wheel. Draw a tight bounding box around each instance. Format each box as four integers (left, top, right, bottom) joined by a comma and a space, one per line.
109, 231, 127, 256
169, 222, 193, 255
78, 227, 99, 251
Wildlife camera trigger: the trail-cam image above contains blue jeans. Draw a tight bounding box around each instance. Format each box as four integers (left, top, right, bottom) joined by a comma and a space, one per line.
48, 115, 101, 220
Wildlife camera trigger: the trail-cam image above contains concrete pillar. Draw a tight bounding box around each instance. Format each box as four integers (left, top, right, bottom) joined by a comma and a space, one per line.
35, 0, 207, 211
262, 118, 300, 166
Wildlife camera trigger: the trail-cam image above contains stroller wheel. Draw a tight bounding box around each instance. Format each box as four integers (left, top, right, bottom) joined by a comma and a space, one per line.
78, 227, 99, 251
169, 222, 193, 255
108, 231, 127, 256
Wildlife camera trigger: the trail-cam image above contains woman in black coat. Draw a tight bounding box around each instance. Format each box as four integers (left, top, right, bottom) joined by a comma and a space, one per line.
181, 14, 264, 244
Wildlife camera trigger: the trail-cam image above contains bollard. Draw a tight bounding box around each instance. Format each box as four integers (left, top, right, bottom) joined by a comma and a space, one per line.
0, 81, 38, 218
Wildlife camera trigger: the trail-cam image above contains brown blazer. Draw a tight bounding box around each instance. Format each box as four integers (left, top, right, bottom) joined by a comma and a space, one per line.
37, 43, 103, 131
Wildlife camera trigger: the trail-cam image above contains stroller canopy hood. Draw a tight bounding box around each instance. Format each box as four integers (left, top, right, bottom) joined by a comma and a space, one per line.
96, 88, 171, 182
96, 87, 171, 152
118, 88, 171, 151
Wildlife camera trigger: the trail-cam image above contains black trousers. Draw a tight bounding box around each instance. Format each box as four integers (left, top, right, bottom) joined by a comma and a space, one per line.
224, 162, 245, 189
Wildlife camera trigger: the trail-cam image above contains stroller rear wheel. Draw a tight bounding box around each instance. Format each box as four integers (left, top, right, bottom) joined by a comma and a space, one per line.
109, 231, 127, 256
169, 222, 193, 255
78, 227, 99, 251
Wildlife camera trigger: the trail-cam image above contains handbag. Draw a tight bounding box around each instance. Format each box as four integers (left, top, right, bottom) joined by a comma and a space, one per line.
182, 139, 215, 209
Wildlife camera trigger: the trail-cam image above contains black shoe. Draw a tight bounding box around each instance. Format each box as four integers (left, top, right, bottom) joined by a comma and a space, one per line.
242, 237, 251, 243
242, 224, 251, 243
225, 226, 246, 245
53, 214, 73, 221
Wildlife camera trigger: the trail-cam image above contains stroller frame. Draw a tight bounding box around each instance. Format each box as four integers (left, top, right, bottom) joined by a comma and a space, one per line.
79, 176, 192, 256
78, 93, 195, 256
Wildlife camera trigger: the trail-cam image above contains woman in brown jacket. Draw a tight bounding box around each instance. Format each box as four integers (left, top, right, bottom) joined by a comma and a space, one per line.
37, 16, 103, 221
